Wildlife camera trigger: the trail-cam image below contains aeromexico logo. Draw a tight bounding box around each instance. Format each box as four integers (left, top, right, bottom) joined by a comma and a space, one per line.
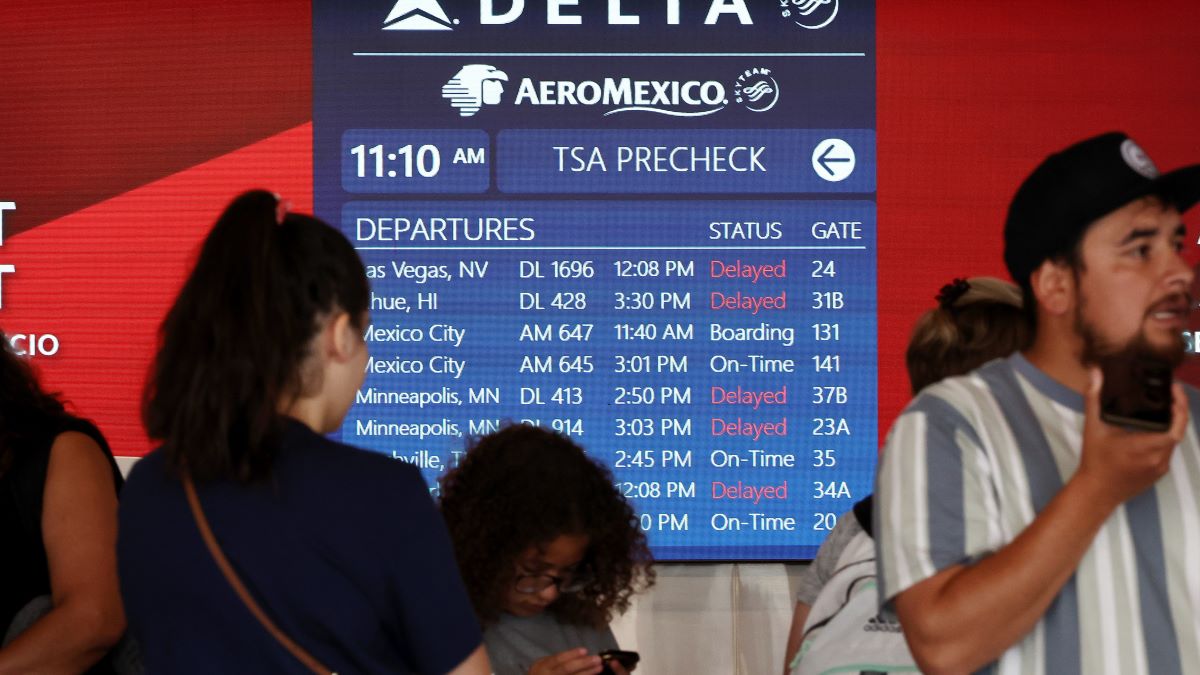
441, 65, 780, 117
383, 0, 838, 30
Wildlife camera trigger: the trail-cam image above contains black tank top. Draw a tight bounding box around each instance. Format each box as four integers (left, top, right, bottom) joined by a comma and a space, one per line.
0, 415, 123, 673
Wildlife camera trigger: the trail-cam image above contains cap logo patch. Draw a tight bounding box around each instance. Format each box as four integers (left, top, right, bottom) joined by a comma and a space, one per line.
1120, 139, 1159, 179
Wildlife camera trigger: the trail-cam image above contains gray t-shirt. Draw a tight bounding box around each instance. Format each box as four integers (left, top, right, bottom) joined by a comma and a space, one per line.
484, 612, 618, 675
794, 509, 864, 605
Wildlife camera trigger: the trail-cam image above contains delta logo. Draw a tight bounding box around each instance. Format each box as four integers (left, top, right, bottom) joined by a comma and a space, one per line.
441, 64, 780, 118
383, 0, 838, 30
384, 0, 456, 29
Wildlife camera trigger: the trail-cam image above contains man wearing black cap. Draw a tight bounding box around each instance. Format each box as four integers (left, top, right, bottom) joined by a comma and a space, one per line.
874, 132, 1200, 674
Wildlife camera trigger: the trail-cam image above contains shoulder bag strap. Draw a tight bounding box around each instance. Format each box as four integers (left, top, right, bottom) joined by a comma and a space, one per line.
182, 473, 336, 675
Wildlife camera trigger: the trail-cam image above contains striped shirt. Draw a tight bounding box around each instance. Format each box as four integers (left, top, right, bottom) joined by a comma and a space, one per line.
876, 353, 1200, 675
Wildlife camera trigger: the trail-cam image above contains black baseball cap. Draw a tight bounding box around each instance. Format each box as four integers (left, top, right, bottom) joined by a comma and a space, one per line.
1004, 132, 1200, 287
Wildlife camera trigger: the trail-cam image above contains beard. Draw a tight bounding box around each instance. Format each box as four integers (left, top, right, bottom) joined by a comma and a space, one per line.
1077, 290, 1190, 369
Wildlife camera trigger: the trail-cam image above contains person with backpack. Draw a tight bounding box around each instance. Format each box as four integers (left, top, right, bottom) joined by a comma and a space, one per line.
784, 276, 1029, 675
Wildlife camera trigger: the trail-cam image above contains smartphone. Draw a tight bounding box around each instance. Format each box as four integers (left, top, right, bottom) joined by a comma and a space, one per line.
598, 649, 640, 674
1100, 352, 1173, 432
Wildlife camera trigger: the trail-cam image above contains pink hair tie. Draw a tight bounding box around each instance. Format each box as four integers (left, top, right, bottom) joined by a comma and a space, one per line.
272, 193, 291, 225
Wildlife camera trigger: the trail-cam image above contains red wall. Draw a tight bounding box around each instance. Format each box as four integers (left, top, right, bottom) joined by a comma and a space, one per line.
875, 2, 1200, 436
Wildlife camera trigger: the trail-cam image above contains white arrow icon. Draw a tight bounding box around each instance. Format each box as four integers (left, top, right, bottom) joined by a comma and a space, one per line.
812, 139, 855, 182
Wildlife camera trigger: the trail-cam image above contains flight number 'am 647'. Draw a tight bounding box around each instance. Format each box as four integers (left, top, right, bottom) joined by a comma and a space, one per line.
519, 323, 594, 341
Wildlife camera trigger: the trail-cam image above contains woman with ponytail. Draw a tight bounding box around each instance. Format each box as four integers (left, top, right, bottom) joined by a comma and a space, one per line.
117, 191, 488, 674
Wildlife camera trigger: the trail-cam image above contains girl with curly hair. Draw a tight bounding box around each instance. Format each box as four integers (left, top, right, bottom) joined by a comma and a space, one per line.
440, 424, 654, 675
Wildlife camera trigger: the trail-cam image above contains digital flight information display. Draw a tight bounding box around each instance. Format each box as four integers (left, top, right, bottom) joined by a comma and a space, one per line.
314, 0, 877, 560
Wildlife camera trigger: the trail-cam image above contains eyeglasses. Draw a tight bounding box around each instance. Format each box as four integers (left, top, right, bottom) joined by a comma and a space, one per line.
513, 566, 592, 595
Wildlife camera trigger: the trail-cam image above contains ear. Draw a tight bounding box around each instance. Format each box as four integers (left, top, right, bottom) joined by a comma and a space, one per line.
1030, 258, 1075, 317
325, 311, 361, 363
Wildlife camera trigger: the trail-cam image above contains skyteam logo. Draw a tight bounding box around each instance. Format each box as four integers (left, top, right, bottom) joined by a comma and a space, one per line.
383, 0, 456, 30
442, 65, 509, 116
780, 0, 839, 29
733, 67, 779, 112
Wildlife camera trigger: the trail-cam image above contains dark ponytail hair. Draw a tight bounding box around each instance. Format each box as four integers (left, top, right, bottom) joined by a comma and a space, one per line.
143, 190, 369, 482
0, 335, 68, 476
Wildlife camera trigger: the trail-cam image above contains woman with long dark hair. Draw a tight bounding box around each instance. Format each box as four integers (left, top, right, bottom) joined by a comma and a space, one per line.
0, 336, 126, 673
117, 191, 488, 674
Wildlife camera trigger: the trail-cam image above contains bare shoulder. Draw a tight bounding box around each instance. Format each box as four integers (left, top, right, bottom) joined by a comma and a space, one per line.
51, 430, 103, 454
46, 430, 116, 494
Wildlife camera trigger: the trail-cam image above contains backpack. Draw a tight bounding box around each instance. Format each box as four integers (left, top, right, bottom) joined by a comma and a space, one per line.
789, 522, 918, 674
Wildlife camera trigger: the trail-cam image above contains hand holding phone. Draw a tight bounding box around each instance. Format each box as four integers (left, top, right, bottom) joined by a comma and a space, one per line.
598, 649, 639, 675
528, 648, 603, 675
1099, 352, 1173, 431
1079, 366, 1188, 509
